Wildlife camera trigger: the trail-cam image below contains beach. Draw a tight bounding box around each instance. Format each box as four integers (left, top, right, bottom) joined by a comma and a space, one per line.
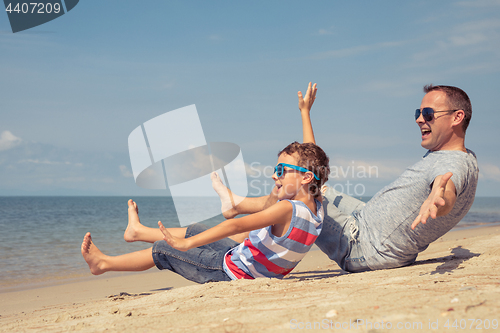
1, 225, 499, 332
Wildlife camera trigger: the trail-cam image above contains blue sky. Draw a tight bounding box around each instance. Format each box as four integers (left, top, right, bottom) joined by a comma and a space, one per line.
1, 1, 499, 196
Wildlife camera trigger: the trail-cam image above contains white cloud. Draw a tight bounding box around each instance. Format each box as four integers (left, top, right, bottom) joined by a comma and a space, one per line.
328, 158, 404, 181
96, 177, 115, 184
18, 159, 82, 166
246, 162, 273, 178
449, 33, 488, 46
310, 40, 408, 60
0, 131, 22, 151
119, 165, 133, 178
456, 0, 500, 7
479, 163, 500, 181
18, 159, 59, 165
358, 77, 424, 97
60, 177, 86, 183
317, 27, 335, 35
208, 34, 223, 41
411, 18, 500, 66
159, 81, 175, 90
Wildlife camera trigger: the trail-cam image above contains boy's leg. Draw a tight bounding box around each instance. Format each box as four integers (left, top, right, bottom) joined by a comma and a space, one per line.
211, 172, 277, 218
81, 232, 155, 275
124, 199, 187, 243
149, 223, 237, 283
152, 239, 233, 284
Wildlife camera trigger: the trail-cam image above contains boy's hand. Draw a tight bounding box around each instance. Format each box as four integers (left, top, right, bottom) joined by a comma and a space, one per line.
298, 82, 317, 114
158, 221, 191, 251
298, 82, 318, 144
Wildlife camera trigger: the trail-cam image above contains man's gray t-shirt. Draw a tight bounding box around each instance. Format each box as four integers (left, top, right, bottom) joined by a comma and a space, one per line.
357, 149, 479, 270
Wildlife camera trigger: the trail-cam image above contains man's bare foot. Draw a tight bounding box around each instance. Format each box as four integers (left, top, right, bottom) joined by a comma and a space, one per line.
81, 232, 107, 275
211, 172, 239, 219
124, 199, 144, 242
321, 185, 328, 195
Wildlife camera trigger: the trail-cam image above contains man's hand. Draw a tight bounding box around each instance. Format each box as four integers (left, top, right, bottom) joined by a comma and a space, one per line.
411, 172, 456, 230
158, 221, 191, 251
298, 82, 317, 114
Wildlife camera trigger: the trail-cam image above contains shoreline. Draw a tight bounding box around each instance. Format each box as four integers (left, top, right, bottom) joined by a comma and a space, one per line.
2, 221, 498, 295
1, 224, 500, 326
0, 221, 500, 296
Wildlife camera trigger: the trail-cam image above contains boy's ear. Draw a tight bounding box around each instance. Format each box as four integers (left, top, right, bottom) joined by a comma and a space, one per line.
301, 172, 315, 185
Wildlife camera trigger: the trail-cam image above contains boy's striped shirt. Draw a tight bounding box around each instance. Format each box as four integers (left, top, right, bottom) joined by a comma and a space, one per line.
223, 199, 323, 279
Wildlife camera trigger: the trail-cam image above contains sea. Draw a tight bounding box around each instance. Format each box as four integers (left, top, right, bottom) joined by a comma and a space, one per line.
0, 196, 499, 293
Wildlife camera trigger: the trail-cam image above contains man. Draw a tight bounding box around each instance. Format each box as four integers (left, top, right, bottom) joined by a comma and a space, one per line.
212, 83, 478, 272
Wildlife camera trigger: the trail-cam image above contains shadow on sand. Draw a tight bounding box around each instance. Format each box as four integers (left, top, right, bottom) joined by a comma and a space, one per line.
415, 246, 480, 275
286, 268, 349, 280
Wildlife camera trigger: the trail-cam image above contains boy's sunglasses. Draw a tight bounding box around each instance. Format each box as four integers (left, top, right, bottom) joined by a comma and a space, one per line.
274, 163, 320, 180
415, 107, 458, 122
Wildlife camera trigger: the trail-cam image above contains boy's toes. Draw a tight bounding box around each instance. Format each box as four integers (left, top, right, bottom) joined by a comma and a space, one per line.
82, 232, 91, 252
128, 199, 138, 211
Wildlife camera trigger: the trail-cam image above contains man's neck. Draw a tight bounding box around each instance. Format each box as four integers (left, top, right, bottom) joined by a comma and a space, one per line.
434, 136, 466, 152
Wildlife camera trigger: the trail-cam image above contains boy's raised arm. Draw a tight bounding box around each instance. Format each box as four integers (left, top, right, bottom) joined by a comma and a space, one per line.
159, 201, 293, 251
298, 82, 318, 144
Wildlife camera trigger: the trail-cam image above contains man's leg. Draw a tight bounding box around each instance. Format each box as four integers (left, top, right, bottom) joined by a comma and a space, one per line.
315, 186, 366, 270
81, 232, 155, 275
184, 223, 239, 251
124, 199, 187, 243
211, 172, 277, 218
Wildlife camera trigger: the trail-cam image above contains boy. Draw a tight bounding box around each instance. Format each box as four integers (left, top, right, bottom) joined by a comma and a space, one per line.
82, 87, 330, 283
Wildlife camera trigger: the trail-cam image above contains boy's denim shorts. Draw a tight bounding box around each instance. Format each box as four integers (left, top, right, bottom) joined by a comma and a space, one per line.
152, 223, 239, 284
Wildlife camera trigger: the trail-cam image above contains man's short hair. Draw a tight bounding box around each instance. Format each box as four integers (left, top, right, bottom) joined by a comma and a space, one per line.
278, 142, 330, 198
424, 84, 472, 132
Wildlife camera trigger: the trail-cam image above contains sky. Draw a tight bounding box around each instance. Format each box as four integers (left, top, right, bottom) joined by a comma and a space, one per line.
0, 0, 499, 197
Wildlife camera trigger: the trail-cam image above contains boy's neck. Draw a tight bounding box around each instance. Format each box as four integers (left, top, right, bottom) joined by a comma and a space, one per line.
292, 190, 317, 213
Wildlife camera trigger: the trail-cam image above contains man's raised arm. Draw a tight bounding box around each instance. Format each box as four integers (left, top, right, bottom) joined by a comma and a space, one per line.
411, 172, 457, 230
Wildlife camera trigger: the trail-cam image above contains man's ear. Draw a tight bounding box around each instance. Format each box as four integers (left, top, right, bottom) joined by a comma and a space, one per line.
452, 109, 465, 128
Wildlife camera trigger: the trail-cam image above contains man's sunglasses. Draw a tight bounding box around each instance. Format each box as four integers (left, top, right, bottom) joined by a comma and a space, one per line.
415, 107, 459, 122
274, 163, 320, 180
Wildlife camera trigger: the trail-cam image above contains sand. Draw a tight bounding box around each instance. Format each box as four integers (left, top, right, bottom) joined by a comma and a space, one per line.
1, 225, 500, 332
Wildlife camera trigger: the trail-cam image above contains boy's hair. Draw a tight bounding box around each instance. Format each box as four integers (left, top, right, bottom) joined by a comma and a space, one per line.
423, 84, 472, 133
278, 142, 330, 198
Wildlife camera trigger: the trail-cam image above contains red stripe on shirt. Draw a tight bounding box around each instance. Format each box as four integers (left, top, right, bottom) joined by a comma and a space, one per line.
244, 239, 294, 276
225, 253, 254, 280
287, 227, 318, 246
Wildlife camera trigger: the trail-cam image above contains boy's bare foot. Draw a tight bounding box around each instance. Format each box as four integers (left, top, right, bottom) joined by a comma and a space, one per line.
211, 172, 239, 219
81, 232, 107, 275
124, 199, 143, 242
